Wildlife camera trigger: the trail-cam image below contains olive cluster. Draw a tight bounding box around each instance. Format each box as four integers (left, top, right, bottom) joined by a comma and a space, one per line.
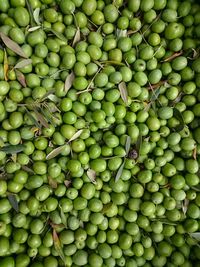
0, 0, 200, 266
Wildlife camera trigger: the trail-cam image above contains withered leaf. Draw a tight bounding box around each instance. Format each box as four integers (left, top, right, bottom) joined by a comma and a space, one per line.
72, 28, 81, 47
14, 59, 32, 69
64, 72, 75, 93
118, 81, 128, 105
0, 32, 28, 58
53, 229, 66, 265
46, 145, 66, 160
33, 109, 49, 128
87, 169, 96, 184
115, 161, 125, 182
3, 49, 8, 81
67, 129, 83, 143
33, 7, 41, 25
15, 70, 27, 87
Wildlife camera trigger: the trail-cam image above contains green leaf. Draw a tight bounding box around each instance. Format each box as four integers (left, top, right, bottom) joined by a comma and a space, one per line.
0, 32, 28, 58
115, 160, 125, 182
46, 145, 66, 160
102, 60, 125, 66
53, 229, 66, 265
136, 135, 142, 156
173, 108, 185, 132
33, 108, 49, 128
25, 0, 34, 26
59, 205, 67, 228
125, 136, 131, 155
44, 28, 68, 43
0, 145, 25, 154
64, 72, 75, 93
25, 108, 41, 129
118, 81, 128, 105
7, 193, 19, 212
150, 87, 161, 102
14, 59, 32, 69
33, 7, 41, 25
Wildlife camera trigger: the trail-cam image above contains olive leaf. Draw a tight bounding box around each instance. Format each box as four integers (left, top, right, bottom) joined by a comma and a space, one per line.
150, 87, 161, 102
0, 32, 28, 58
21, 165, 35, 174
102, 60, 125, 66
33, 108, 49, 128
14, 59, 32, 69
125, 136, 131, 155
52, 229, 66, 265
33, 8, 41, 25
116, 29, 127, 38
15, 70, 27, 87
173, 108, 185, 132
118, 81, 128, 105
3, 49, 8, 81
72, 28, 81, 47
136, 135, 142, 157
64, 180, 72, 187
87, 169, 96, 184
48, 176, 58, 189
59, 205, 67, 228
46, 145, 66, 160
182, 199, 189, 215
7, 193, 19, 212
190, 232, 200, 241
67, 129, 83, 143
25, 108, 41, 129
0, 144, 25, 154
64, 72, 75, 93
102, 203, 112, 214
193, 146, 197, 160
115, 161, 125, 182
28, 26, 41, 32
25, 0, 34, 26
44, 28, 68, 43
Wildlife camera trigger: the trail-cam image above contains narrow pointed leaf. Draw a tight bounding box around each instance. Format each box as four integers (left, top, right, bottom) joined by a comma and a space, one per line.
33, 8, 41, 25
53, 229, 66, 265
116, 29, 127, 38
8, 193, 19, 212
173, 108, 185, 132
45, 28, 68, 43
118, 82, 128, 105
150, 88, 161, 102
22, 165, 35, 174
25, 108, 41, 129
68, 129, 83, 143
48, 176, 58, 189
14, 59, 32, 69
59, 205, 67, 227
3, 49, 8, 81
182, 199, 189, 215
115, 160, 125, 182
102, 203, 112, 214
103, 60, 125, 66
72, 28, 81, 47
162, 50, 183, 62
0, 144, 25, 154
87, 169, 96, 184
136, 135, 142, 156
33, 109, 49, 128
190, 232, 200, 241
46, 145, 66, 160
15, 70, 27, 87
0, 32, 28, 58
193, 146, 197, 160
64, 72, 75, 93
28, 26, 41, 32
125, 136, 131, 155
25, 0, 34, 26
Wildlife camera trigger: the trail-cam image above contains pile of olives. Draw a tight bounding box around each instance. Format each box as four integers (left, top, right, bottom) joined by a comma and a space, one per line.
0, 0, 200, 266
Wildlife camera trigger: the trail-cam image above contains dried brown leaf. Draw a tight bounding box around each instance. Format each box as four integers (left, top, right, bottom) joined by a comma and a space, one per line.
0, 32, 28, 58
15, 70, 27, 87
162, 51, 183, 62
